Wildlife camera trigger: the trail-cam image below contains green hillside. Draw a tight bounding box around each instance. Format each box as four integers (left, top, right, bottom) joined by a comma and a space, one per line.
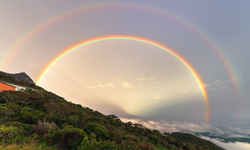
0, 74, 225, 150
171, 132, 224, 150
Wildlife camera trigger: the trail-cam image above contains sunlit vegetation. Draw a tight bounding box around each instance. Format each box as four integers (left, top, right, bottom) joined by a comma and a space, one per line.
0, 74, 225, 150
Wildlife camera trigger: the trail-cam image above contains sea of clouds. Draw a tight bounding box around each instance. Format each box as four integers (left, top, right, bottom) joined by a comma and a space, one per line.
121, 118, 250, 150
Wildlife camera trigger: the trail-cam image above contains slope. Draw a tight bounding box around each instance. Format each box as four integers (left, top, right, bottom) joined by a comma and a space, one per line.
0, 73, 224, 150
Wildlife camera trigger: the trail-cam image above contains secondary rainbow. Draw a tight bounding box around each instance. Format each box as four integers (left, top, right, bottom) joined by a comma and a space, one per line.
36, 35, 210, 122
0, 2, 240, 96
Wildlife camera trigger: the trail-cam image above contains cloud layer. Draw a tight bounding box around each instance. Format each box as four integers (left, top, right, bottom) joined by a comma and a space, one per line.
120, 118, 250, 149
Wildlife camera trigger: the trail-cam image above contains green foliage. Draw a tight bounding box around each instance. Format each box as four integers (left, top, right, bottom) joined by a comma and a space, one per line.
155, 144, 170, 150
2, 121, 32, 133
67, 115, 79, 126
20, 109, 36, 124
0, 95, 6, 103
85, 122, 109, 141
171, 132, 225, 150
0, 74, 225, 150
45, 124, 86, 150
0, 125, 21, 137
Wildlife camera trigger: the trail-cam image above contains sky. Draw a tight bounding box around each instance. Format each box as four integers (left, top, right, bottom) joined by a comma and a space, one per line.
1, 0, 250, 149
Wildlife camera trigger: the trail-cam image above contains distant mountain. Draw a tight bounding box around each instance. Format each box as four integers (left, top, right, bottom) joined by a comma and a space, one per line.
0, 72, 225, 150
0, 71, 34, 84
171, 132, 225, 150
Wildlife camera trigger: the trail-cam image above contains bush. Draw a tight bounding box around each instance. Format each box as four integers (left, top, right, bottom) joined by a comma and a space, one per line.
20, 110, 36, 124
3, 121, 32, 133
46, 124, 87, 150
31, 119, 58, 136
0, 95, 6, 103
85, 122, 109, 141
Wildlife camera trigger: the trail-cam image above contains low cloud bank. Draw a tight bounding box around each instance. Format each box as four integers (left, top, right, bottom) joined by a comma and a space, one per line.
121, 118, 224, 134
200, 136, 250, 150
121, 118, 250, 149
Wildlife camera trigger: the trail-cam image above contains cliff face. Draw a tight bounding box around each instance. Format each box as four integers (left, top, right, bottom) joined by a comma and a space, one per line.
0, 71, 34, 84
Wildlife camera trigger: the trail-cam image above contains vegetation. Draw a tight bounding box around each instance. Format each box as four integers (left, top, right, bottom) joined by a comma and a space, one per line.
0, 75, 225, 149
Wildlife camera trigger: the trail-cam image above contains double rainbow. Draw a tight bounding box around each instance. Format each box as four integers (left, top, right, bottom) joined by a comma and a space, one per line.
36, 35, 210, 122
1, 2, 240, 95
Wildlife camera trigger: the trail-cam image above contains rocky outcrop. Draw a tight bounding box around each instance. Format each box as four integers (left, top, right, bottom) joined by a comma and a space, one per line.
0, 71, 34, 84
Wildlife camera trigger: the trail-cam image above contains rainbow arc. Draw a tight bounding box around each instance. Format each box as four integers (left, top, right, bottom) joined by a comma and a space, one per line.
36, 35, 210, 122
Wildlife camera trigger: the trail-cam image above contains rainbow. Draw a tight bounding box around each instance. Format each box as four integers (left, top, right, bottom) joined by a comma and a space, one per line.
36, 35, 210, 122
0, 2, 240, 96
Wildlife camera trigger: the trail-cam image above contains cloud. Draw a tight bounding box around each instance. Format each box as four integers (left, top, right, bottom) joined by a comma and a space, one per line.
98, 84, 106, 88
215, 80, 224, 86
220, 86, 227, 89
120, 118, 250, 149
180, 90, 188, 94
121, 118, 221, 133
120, 118, 250, 139
150, 81, 160, 84
106, 82, 115, 88
121, 82, 135, 89
136, 77, 155, 81
148, 94, 164, 99
93, 81, 142, 89
155, 96, 163, 99
202, 83, 211, 88
26, 61, 38, 68
200, 136, 250, 150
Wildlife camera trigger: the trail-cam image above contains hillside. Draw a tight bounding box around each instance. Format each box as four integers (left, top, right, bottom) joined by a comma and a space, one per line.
0, 74, 225, 150
171, 133, 224, 150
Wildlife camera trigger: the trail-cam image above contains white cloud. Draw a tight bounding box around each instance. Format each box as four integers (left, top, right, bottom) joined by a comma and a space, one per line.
203, 83, 211, 88
137, 77, 155, 81
220, 86, 227, 89
155, 96, 163, 99
98, 84, 106, 88
181, 90, 188, 94
215, 80, 224, 86
121, 118, 220, 133
120, 118, 250, 138
94, 81, 142, 89
106, 82, 115, 88
119, 118, 250, 149
121, 82, 134, 89
200, 136, 250, 150
209, 88, 218, 91
150, 81, 159, 84
26, 61, 38, 68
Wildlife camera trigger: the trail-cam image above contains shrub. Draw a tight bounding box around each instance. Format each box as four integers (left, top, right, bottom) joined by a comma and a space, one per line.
3, 121, 32, 133
0, 125, 21, 139
20, 110, 36, 124
31, 119, 58, 136
67, 115, 79, 126
0, 95, 6, 103
85, 122, 109, 141
46, 124, 86, 150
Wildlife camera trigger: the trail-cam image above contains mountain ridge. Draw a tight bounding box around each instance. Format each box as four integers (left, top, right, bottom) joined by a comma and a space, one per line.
0, 71, 34, 84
